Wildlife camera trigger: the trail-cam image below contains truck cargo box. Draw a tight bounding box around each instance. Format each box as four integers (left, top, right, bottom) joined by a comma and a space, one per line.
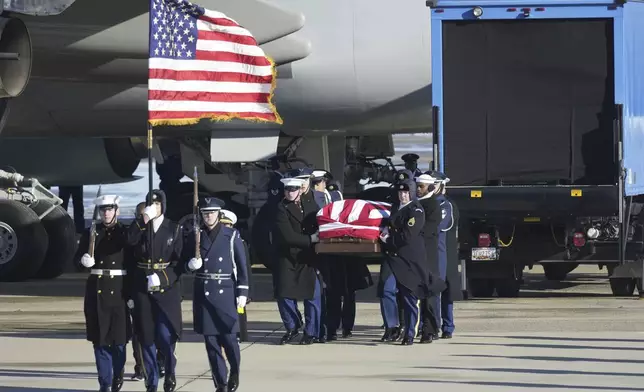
429, 0, 644, 197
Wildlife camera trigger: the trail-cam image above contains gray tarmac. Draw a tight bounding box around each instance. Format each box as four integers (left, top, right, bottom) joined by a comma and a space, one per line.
1, 265, 644, 392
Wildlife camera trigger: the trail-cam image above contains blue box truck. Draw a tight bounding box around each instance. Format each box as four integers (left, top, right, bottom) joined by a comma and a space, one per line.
427, 0, 644, 297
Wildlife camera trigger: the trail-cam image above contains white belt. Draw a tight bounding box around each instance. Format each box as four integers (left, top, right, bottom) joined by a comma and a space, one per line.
90, 269, 127, 276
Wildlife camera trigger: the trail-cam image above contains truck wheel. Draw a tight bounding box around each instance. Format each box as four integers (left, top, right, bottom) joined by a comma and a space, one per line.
0, 200, 48, 281
496, 278, 521, 298
469, 279, 495, 297
29, 199, 77, 279
609, 278, 636, 296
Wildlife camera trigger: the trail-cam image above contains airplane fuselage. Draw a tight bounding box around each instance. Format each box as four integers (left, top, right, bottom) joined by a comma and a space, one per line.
3, 0, 432, 138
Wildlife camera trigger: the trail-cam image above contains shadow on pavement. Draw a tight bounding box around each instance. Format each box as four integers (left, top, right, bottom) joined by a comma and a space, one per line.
460, 334, 644, 344
413, 365, 644, 378
393, 379, 644, 390
450, 353, 644, 365
445, 341, 644, 352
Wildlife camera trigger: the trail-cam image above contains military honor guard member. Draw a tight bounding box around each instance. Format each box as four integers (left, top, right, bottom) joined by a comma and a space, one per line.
78, 195, 131, 392
430, 171, 462, 338
378, 178, 433, 345
415, 172, 447, 343
401, 153, 424, 179
274, 176, 323, 345
219, 209, 253, 343
311, 170, 372, 340
184, 198, 249, 392
127, 190, 184, 392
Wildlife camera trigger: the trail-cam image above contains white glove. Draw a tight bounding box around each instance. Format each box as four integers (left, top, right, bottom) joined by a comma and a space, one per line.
310, 232, 320, 243
81, 253, 95, 268
143, 205, 157, 220
379, 227, 390, 243
147, 273, 161, 290
188, 257, 203, 271
236, 295, 247, 309
127, 300, 134, 309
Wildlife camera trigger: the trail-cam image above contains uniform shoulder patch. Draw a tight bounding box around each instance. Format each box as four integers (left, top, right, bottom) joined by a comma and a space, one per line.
408, 217, 415, 227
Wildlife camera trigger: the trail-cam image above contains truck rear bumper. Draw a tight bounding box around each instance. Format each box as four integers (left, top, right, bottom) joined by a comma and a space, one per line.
448, 185, 619, 220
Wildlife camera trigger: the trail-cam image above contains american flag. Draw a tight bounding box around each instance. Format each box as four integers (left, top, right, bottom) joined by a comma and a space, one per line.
148, 0, 282, 126
316, 200, 392, 241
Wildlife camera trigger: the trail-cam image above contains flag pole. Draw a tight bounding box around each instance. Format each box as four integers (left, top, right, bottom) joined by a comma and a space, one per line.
147, 122, 155, 264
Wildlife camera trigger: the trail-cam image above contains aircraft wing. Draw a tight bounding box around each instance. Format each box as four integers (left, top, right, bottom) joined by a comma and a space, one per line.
260, 34, 311, 66
65, 0, 306, 56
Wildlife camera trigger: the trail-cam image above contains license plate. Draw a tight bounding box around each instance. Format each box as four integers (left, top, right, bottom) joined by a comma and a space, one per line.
471, 247, 497, 261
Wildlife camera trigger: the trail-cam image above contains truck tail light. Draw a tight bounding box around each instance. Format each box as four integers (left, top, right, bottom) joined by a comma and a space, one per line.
478, 233, 491, 247
573, 232, 586, 248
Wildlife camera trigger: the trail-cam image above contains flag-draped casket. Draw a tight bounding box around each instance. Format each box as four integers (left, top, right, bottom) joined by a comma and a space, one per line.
316, 199, 391, 241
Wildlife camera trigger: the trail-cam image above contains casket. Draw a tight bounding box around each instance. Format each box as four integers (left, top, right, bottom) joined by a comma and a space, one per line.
315, 199, 391, 255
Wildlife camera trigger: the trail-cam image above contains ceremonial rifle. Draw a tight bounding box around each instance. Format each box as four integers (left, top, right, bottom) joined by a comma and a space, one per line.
87, 185, 103, 257
193, 166, 200, 258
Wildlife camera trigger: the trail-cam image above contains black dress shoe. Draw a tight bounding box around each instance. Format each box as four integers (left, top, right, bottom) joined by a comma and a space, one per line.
441, 333, 453, 339
401, 336, 414, 345
327, 333, 338, 341
158, 365, 165, 378
215, 386, 229, 392
380, 327, 401, 342
279, 329, 300, 345
111, 372, 124, 392
419, 332, 434, 344
342, 329, 353, 338
163, 374, 176, 392
227, 372, 239, 392
131, 365, 144, 381
317, 335, 327, 343
146, 386, 157, 392
432, 333, 440, 340
99, 386, 110, 392
299, 334, 316, 345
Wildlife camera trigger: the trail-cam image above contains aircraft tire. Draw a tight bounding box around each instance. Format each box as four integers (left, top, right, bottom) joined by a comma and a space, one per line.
29, 200, 77, 279
0, 200, 48, 281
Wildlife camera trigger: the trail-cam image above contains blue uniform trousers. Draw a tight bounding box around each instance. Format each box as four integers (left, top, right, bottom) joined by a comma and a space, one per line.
141, 307, 177, 388
277, 278, 321, 337
318, 287, 328, 340
437, 253, 455, 334
94, 344, 126, 388
380, 273, 421, 339
205, 334, 240, 387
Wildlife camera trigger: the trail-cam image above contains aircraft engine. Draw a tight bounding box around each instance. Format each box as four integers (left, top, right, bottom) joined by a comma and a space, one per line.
0, 17, 32, 138
0, 17, 32, 99
0, 137, 143, 186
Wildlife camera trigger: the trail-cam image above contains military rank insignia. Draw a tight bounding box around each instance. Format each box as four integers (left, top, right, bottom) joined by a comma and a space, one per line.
408, 217, 415, 227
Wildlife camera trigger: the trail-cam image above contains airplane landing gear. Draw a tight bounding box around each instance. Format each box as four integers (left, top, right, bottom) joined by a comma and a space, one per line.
0, 200, 48, 281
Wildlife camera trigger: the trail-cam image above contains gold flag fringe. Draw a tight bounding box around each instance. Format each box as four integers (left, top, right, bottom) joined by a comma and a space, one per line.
148, 56, 283, 127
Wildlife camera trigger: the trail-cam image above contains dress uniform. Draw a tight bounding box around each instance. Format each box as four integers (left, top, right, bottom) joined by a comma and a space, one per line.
220, 209, 253, 343
429, 171, 461, 338
185, 198, 249, 392
78, 195, 131, 392
274, 176, 322, 345
378, 179, 432, 345
415, 172, 447, 343
312, 170, 372, 340
401, 153, 424, 179
127, 190, 184, 392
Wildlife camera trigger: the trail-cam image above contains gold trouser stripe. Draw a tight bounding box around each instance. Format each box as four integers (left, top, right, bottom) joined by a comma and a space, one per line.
413, 299, 421, 338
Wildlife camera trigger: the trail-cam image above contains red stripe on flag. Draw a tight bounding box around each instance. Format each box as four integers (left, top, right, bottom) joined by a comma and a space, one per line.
195, 50, 271, 66
197, 30, 259, 46
149, 90, 271, 103
149, 110, 278, 121
149, 68, 273, 84
199, 15, 240, 27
